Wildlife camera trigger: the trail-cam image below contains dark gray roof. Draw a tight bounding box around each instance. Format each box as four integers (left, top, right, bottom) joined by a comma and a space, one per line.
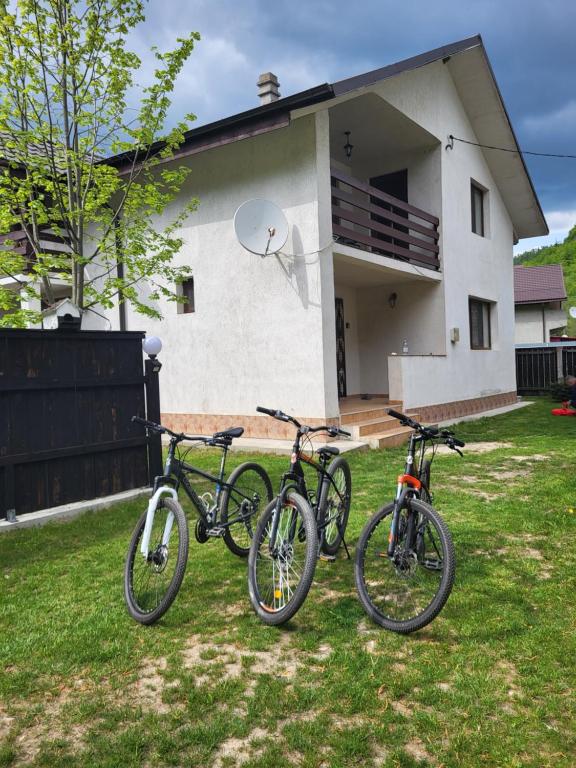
514, 265, 567, 304
107, 36, 483, 169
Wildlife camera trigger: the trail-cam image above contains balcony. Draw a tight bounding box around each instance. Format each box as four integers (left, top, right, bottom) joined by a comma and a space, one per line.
331, 169, 440, 271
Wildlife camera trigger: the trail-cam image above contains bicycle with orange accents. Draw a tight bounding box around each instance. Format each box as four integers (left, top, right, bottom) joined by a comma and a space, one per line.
355, 409, 463, 634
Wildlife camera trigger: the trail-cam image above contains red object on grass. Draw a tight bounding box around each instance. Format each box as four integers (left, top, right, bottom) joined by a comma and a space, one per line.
551, 408, 576, 416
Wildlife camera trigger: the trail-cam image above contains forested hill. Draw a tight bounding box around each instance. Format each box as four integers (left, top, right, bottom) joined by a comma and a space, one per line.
514, 225, 576, 334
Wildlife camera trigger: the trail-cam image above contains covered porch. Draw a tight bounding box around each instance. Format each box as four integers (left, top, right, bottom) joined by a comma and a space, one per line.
333, 246, 444, 403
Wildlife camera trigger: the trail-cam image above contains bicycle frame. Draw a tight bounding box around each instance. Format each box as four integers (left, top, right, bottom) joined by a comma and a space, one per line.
268, 430, 345, 554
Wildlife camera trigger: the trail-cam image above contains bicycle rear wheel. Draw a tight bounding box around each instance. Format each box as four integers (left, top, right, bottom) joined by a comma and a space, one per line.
221, 462, 273, 557
355, 498, 455, 633
318, 456, 351, 556
124, 497, 189, 625
248, 492, 318, 625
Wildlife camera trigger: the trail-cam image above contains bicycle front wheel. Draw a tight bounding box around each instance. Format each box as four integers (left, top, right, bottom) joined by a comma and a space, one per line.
419, 459, 432, 504
248, 492, 318, 625
318, 456, 351, 556
124, 497, 189, 625
221, 462, 273, 557
355, 498, 455, 633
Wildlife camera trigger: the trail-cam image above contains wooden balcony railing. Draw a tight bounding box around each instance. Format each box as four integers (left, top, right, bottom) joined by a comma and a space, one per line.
0, 225, 70, 272
331, 169, 440, 270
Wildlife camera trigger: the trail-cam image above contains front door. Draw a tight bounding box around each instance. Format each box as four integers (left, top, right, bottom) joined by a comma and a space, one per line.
335, 297, 347, 398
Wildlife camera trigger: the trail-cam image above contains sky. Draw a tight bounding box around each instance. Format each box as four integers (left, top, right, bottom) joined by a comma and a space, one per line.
129, 0, 576, 255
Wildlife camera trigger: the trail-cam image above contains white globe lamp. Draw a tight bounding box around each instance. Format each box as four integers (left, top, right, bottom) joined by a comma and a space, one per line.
143, 336, 162, 359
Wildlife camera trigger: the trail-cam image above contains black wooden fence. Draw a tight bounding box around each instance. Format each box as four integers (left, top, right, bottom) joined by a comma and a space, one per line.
516, 345, 576, 394
0, 329, 161, 520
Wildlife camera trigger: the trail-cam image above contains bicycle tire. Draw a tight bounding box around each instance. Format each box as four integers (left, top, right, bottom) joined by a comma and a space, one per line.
221, 462, 273, 557
318, 456, 351, 556
124, 497, 189, 625
419, 459, 432, 504
355, 498, 455, 633
248, 491, 318, 625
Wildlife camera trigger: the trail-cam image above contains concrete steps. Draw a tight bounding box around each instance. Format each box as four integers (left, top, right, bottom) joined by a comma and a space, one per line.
366, 426, 415, 449
339, 397, 419, 449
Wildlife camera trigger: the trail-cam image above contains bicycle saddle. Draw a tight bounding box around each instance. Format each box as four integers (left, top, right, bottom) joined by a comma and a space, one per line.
317, 445, 340, 459
213, 427, 244, 440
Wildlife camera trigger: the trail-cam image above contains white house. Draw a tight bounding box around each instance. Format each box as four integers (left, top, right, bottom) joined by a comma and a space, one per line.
100, 35, 547, 444
514, 264, 567, 344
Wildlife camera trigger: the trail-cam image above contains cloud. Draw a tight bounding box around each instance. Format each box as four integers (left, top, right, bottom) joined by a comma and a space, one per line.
522, 101, 576, 137
545, 209, 576, 234
514, 208, 576, 255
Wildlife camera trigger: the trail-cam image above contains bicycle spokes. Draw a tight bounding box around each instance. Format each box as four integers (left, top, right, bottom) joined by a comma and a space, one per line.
255, 504, 306, 611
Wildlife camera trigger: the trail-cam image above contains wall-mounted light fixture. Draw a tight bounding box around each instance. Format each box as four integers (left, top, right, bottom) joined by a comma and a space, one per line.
344, 131, 353, 160
388, 291, 398, 309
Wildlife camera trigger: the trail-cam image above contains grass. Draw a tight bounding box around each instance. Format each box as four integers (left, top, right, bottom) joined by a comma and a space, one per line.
0, 397, 575, 767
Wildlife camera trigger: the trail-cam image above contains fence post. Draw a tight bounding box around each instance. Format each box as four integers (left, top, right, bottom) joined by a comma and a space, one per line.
556, 347, 564, 382
144, 357, 163, 486
4, 465, 16, 522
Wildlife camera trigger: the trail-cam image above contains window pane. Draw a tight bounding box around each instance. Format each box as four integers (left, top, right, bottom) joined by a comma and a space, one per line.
469, 298, 491, 349
181, 278, 194, 313
471, 184, 484, 236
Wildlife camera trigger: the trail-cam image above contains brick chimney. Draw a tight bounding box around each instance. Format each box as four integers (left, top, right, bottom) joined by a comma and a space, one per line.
257, 72, 280, 104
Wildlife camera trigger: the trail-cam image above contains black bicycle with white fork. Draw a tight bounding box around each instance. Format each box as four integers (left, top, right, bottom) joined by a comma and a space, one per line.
247, 406, 352, 625
124, 417, 272, 625
355, 409, 464, 634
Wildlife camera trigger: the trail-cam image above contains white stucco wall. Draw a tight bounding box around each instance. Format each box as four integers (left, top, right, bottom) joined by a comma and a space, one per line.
514, 305, 567, 343
115, 114, 337, 419
370, 61, 518, 408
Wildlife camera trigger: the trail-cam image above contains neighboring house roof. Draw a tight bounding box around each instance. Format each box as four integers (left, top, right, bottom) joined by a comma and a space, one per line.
514, 265, 567, 304
107, 34, 547, 240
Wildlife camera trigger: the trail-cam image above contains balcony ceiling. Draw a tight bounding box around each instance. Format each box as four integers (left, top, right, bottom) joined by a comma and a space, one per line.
328, 93, 438, 169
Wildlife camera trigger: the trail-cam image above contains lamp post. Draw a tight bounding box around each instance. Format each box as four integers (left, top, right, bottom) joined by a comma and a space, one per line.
143, 335, 163, 484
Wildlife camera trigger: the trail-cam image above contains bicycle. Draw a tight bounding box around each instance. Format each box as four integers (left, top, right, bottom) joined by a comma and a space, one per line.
124, 416, 273, 625
247, 406, 352, 625
355, 408, 464, 634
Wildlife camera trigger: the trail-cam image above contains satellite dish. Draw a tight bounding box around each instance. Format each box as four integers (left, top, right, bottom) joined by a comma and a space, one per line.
234, 199, 288, 256
569, 307, 576, 319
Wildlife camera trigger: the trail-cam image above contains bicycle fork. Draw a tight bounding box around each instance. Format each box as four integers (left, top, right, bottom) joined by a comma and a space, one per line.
387, 475, 421, 557
140, 486, 179, 557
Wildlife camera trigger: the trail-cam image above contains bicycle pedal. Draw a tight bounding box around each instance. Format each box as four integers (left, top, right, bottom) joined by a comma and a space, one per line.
318, 553, 336, 562
206, 526, 225, 537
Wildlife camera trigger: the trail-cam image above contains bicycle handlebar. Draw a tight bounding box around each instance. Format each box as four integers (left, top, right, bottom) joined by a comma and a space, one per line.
256, 405, 294, 424
256, 407, 350, 438
132, 415, 211, 444
386, 409, 465, 450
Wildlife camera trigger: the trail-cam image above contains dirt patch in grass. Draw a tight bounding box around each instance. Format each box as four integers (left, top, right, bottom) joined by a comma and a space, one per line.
488, 469, 531, 480
212, 725, 270, 768
132, 656, 173, 714
464, 490, 505, 501
404, 736, 437, 765
10, 688, 94, 766
181, 633, 331, 688
0, 705, 15, 741
509, 454, 550, 462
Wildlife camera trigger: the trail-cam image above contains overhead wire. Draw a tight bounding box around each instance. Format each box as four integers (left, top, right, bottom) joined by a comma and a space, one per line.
447, 134, 576, 159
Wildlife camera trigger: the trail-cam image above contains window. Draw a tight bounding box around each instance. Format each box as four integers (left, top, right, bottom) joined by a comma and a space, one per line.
471, 182, 485, 236
178, 277, 195, 314
469, 298, 491, 349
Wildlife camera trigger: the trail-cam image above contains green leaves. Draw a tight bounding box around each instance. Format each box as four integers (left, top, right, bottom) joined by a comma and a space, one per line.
0, 0, 199, 325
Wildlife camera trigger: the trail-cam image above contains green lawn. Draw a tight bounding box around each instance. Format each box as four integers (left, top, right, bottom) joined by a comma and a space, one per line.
1, 398, 575, 767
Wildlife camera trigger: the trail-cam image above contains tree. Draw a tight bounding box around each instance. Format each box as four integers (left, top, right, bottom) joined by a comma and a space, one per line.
0, 0, 199, 327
